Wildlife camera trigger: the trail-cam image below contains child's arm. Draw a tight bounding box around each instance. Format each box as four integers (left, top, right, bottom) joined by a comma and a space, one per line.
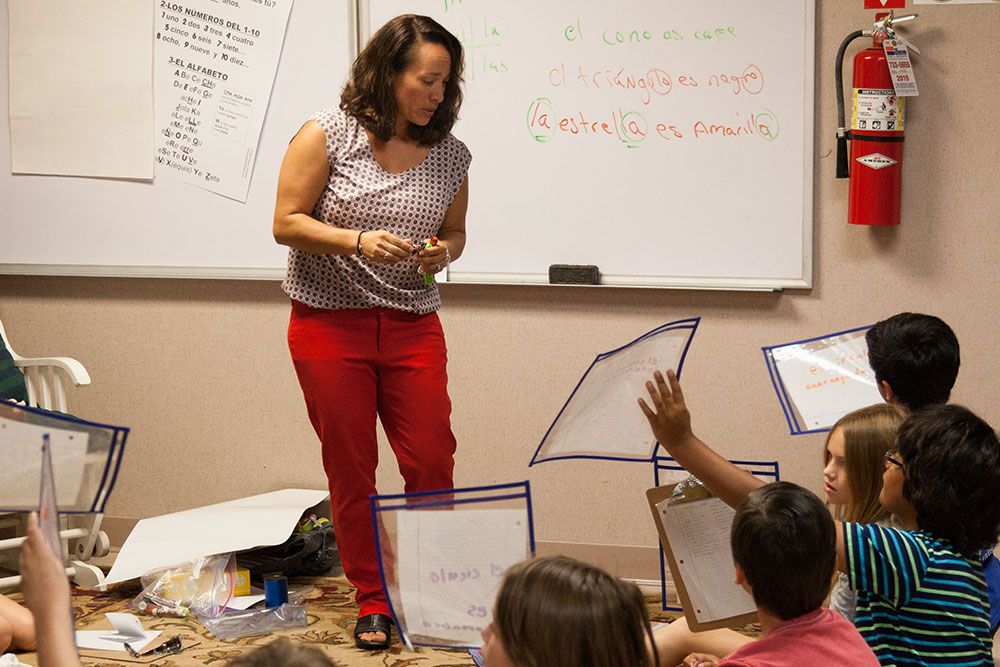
639, 370, 764, 509
19, 512, 81, 667
652, 616, 753, 666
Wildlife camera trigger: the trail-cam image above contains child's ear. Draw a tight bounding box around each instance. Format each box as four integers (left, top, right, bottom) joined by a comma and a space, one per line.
878, 380, 897, 404
734, 562, 748, 588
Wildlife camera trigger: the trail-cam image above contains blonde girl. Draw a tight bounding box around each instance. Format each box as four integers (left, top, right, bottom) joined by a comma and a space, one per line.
822, 403, 907, 622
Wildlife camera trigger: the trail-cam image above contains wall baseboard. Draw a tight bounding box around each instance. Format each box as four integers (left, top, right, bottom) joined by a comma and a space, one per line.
100, 519, 674, 597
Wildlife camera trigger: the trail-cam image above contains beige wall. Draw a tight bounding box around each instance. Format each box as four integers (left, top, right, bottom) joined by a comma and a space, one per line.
2, 2, 998, 580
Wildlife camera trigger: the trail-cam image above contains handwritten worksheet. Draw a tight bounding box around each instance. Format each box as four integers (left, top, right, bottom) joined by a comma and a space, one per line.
395, 508, 529, 646
763, 326, 883, 434
531, 318, 699, 464
656, 496, 756, 623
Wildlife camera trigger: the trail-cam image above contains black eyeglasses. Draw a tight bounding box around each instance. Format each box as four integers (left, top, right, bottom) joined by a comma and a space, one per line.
884, 451, 904, 469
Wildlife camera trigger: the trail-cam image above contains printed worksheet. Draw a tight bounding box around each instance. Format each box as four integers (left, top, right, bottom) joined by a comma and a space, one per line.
153, 0, 293, 200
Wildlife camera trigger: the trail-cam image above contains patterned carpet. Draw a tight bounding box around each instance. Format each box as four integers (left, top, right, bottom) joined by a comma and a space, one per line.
7, 577, 724, 666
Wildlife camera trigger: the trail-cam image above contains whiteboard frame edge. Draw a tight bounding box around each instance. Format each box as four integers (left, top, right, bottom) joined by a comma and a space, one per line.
0, 264, 287, 280
800, 0, 816, 290
443, 270, 807, 292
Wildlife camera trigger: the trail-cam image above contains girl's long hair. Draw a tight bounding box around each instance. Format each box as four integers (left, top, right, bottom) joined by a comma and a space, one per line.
494, 556, 658, 667
824, 403, 908, 524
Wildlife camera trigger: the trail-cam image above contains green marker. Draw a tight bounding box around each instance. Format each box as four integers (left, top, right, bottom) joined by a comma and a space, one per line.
423, 236, 439, 285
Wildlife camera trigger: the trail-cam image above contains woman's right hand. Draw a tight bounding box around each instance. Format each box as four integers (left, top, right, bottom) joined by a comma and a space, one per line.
358, 230, 414, 264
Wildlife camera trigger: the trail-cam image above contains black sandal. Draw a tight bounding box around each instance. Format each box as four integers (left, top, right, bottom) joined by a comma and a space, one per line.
354, 613, 392, 650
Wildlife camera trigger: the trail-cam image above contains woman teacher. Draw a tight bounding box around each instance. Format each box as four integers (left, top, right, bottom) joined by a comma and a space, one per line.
272, 15, 470, 651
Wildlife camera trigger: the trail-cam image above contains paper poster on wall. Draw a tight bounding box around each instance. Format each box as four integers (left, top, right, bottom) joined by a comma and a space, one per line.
762, 326, 883, 435
530, 318, 700, 464
153, 0, 293, 201
7, 0, 154, 179
914, 0, 995, 4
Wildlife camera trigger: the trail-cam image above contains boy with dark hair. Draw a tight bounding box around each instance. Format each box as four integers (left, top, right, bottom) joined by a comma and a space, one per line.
846, 403, 1000, 665
711, 482, 878, 667
641, 370, 1000, 667
866, 312, 960, 410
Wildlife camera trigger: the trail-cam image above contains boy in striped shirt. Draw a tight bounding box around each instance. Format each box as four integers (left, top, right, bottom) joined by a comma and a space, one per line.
843, 404, 998, 666
640, 371, 1000, 667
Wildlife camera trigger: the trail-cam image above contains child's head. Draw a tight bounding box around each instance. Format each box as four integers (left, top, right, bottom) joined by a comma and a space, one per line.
884, 404, 1000, 555
822, 403, 908, 523
482, 556, 656, 667
226, 638, 336, 667
731, 482, 835, 621
865, 312, 960, 410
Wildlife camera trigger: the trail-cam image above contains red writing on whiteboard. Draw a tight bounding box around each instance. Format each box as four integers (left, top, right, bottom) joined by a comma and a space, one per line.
548, 63, 764, 106
707, 64, 763, 95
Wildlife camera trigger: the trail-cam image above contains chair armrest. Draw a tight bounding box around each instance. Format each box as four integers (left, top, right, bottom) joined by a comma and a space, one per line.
14, 356, 92, 387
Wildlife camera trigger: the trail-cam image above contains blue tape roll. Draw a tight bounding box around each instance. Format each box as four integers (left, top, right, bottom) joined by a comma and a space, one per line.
264, 574, 288, 608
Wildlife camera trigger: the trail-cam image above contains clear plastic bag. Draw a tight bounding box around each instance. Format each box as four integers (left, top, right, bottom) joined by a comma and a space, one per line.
198, 603, 308, 640
131, 553, 236, 618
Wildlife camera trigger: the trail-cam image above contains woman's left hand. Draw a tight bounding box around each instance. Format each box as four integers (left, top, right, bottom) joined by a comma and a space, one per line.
416, 242, 449, 276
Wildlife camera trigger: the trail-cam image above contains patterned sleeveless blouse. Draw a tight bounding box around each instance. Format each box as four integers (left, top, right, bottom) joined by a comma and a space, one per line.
281, 106, 471, 314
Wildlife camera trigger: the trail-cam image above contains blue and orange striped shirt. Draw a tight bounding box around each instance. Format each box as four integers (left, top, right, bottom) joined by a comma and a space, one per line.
844, 523, 992, 667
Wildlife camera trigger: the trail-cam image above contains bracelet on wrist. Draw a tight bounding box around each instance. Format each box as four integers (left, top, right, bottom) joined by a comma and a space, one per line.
356, 231, 364, 256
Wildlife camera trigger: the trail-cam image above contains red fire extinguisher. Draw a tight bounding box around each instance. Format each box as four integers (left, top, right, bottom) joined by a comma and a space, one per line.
836, 12, 917, 226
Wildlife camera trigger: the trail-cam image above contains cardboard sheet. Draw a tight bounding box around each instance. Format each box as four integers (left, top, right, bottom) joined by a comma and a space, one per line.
105, 489, 328, 585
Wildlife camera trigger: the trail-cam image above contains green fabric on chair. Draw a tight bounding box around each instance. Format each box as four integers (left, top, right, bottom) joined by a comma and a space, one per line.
0, 336, 28, 404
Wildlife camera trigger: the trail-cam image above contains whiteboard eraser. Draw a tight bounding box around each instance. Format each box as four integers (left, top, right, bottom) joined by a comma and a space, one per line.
548, 264, 600, 285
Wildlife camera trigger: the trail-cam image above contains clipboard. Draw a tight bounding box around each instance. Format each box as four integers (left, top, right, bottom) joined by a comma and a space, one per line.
646, 483, 758, 632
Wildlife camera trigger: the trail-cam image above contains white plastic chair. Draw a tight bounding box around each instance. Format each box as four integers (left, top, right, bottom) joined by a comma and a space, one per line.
0, 317, 111, 590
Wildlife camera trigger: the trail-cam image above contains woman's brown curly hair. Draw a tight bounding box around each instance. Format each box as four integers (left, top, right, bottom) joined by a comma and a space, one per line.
341, 14, 464, 145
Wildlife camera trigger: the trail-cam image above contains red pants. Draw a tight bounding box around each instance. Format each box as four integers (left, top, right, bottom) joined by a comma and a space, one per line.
287, 302, 457, 617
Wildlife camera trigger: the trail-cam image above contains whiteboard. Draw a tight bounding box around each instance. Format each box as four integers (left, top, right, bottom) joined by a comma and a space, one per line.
368, 0, 815, 290
0, 0, 353, 278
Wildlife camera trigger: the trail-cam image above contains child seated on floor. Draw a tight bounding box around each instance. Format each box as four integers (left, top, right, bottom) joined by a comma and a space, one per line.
653, 403, 906, 665
674, 482, 878, 667
865, 312, 960, 410
480, 555, 659, 667
640, 370, 1000, 666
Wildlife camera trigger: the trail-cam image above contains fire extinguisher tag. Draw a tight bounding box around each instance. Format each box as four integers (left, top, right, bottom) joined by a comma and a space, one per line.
853, 89, 904, 132
883, 38, 919, 97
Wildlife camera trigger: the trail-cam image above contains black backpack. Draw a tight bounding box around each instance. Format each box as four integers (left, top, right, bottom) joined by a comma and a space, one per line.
236, 523, 338, 582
